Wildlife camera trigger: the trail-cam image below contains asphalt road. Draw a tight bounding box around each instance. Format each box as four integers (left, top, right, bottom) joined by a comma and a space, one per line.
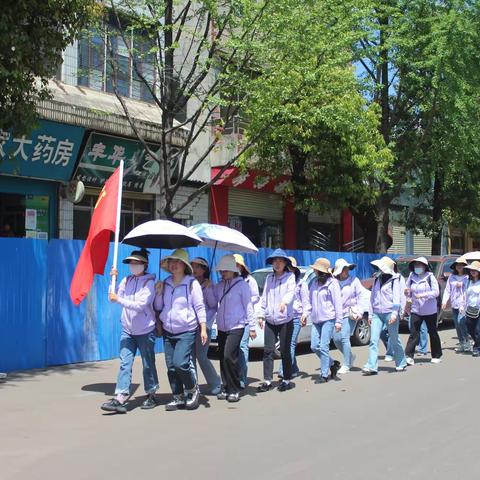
1, 328, 478, 480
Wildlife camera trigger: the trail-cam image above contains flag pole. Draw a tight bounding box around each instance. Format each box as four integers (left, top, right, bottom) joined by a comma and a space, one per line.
110, 160, 124, 293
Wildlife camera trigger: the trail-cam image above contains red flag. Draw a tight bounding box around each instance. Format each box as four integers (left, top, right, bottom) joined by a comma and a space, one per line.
70, 167, 122, 305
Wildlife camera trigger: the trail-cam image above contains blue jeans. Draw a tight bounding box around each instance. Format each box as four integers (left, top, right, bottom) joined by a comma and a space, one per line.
452, 308, 468, 344
382, 316, 428, 355
115, 329, 159, 396
310, 320, 335, 378
238, 326, 250, 385
191, 327, 221, 393
279, 317, 302, 377
164, 329, 197, 395
333, 316, 355, 368
365, 313, 406, 372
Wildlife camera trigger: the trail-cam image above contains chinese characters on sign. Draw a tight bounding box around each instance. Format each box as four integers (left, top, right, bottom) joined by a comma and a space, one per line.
0, 120, 85, 181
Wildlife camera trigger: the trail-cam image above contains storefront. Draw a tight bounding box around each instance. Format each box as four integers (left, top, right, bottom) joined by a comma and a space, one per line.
72, 131, 160, 239
210, 167, 343, 249
0, 120, 85, 239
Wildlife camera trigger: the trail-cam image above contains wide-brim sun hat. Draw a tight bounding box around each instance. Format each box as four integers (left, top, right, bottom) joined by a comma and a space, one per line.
333, 258, 356, 277
371, 257, 395, 275
191, 257, 209, 268
122, 249, 149, 264
233, 254, 250, 274
216, 254, 240, 273
288, 256, 300, 275
161, 248, 193, 275
464, 260, 480, 273
310, 257, 331, 274
266, 248, 292, 267
450, 255, 468, 270
409, 256, 430, 272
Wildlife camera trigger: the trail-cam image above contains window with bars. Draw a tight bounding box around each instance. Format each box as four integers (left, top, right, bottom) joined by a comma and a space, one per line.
73, 193, 154, 240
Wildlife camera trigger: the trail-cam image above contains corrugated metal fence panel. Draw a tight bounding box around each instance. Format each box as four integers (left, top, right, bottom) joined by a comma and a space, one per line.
0, 238, 47, 371
229, 189, 283, 220
414, 234, 432, 256
0, 239, 398, 372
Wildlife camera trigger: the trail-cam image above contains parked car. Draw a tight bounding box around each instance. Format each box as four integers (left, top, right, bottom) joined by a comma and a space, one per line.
362, 255, 460, 326
211, 266, 372, 349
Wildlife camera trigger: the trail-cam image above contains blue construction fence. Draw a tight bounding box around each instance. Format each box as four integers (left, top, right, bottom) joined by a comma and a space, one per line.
0, 238, 392, 372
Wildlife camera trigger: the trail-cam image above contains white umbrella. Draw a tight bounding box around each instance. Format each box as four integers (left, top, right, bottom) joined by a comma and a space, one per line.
189, 223, 258, 254
463, 251, 480, 261
123, 220, 202, 249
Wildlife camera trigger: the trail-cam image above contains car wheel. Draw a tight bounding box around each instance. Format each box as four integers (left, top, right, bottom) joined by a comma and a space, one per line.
351, 317, 371, 346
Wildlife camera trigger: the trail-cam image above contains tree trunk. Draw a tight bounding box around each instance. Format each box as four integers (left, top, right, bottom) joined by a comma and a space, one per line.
295, 209, 310, 250
431, 172, 443, 255
352, 209, 378, 253
376, 196, 391, 253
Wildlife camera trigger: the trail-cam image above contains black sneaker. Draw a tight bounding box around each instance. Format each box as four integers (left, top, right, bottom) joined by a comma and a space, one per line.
362, 368, 378, 376
256, 382, 274, 392
185, 387, 200, 410
330, 360, 341, 379
141, 394, 158, 410
165, 395, 185, 411
277, 381, 294, 392
315, 376, 328, 384
227, 393, 240, 403
472, 350, 480, 357
101, 398, 127, 414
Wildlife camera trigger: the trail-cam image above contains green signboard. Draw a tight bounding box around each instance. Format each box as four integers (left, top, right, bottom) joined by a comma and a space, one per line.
0, 120, 85, 181
75, 132, 166, 193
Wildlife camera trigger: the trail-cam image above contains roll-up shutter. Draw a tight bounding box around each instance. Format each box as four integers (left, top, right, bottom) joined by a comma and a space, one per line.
308, 208, 341, 224
228, 189, 283, 221
388, 225, 406, 254
413, 234, 432, 256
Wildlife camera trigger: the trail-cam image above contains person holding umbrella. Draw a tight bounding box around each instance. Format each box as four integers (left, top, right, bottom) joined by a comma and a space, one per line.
206, 255, 256, 402
302, 258, 342, 384
154, 249, 208, 411
332, 258, 364, 374
463, 261, 480, 356
441, 256, 469, 353
101, 248, 159, 414
234, 253, 260, 389
363, 256, 407, 375
404, 257, 442, 365
257, 249, 296, 392
190, 257, 222, 395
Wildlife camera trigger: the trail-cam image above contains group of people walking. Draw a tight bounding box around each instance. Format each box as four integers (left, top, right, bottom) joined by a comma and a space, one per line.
100, 248, 480, 414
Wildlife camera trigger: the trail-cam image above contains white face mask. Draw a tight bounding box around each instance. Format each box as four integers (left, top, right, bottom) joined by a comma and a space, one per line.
414, 267, 425, 275
129, 264, 145, 276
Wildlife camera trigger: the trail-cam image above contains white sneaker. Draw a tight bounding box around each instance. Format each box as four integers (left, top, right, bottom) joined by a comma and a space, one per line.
406, 357, 415, 366
395, 366, 406, 372
431, 358, 442, 364
384, 355, 394, 362
338, 365, 350, 374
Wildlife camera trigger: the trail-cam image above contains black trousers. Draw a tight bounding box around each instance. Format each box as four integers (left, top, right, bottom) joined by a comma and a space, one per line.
405, 313, 442, 359
466, 315, 480, 351
217, 328, 244, 394
263, 320, 294, 381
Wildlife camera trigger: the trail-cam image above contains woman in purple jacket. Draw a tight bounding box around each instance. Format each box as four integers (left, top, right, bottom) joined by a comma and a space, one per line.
206, 255, 256, 402
154, 249, 207, 411
404, 257, 442, 364
441, 256, 469, 353
101, 249, 159, 414
257, 249, 296, 392
302, 258, 342, 384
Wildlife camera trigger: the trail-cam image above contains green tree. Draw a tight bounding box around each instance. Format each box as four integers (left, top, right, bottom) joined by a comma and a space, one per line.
92, 0, 270, 219
355, 0, 480, 253
244, 0, 392, 248
0, 0, 97, 133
